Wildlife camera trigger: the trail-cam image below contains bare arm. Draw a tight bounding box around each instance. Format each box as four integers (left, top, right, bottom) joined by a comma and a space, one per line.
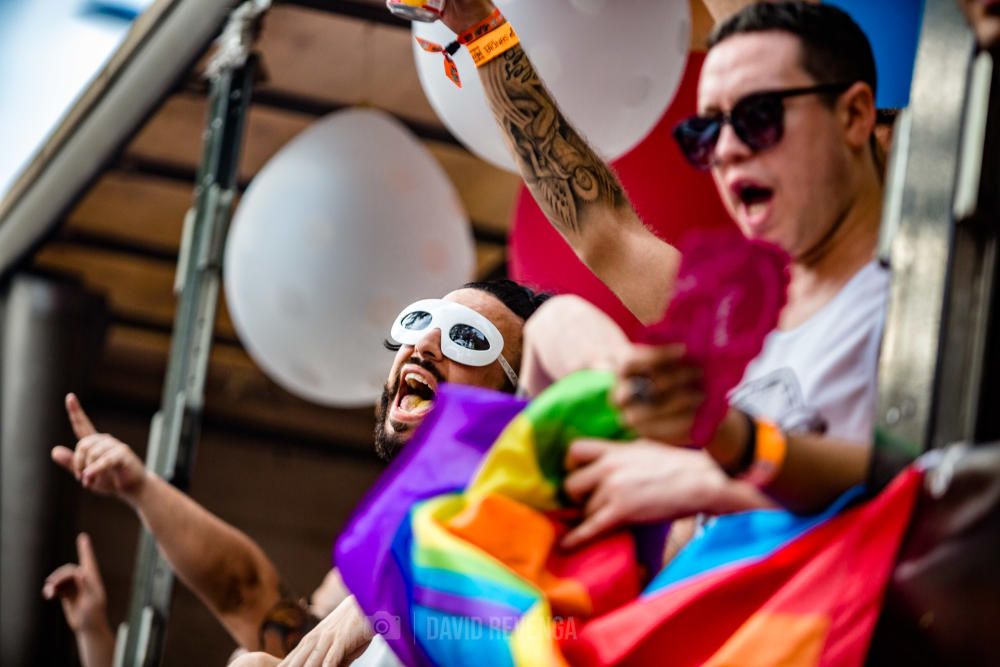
128, 474, 283, 648
706, 409, 872, 513
480, 46, 680, 323
54, 394, 283, 650
564, 404, 871, 550
610, 345, 873, 514
441, 2, 680, 323
519, 294, 630, 397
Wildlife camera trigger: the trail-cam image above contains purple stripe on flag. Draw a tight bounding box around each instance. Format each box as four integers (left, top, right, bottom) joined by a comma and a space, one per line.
413, 585, 525, 626
336, 383, 526, 666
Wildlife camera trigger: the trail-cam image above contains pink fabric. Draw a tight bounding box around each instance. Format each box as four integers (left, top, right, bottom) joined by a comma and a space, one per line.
638, 230, 789, 444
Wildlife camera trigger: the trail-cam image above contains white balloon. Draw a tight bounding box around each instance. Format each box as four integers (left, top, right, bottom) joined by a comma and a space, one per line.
413, 0, 690, 172
224, 108, 475, 407
413, 20, 516, 171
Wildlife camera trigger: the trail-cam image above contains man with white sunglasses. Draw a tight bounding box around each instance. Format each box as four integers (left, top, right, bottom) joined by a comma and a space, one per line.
375, 284, 530, 460
46, 280, 547, 666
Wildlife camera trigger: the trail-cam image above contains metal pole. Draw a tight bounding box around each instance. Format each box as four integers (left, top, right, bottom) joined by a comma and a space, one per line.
116, 2, 269, 664
877, 0, 1000, 456
875, 0, 973, 456
949, 48, 1000, 443
0, 274, 108, 665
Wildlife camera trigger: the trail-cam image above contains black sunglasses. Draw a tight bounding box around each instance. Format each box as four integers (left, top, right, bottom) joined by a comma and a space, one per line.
673, 82, 852, 170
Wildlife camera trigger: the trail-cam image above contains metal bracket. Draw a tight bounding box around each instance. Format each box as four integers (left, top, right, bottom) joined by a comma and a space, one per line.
116, 2, 265, 663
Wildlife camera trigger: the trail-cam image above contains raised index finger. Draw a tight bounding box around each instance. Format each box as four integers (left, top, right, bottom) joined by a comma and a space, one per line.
65, 393, 97, 439
76, 533, 101, 579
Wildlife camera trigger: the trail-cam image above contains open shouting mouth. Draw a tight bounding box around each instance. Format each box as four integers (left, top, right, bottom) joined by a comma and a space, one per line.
730, 178, 775, 235
389, 364, 439, 425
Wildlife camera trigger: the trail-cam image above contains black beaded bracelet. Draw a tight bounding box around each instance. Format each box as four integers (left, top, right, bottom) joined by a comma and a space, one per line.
727, 411, 758, 477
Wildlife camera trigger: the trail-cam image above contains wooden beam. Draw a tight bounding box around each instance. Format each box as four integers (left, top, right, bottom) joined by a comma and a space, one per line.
124, 93, 518, 232
57, 228, 179, 263
93, 324, 379, 452
98, 162, 511, 246
67, 171, 192, 252
475, 244, 507, 280
38, 230, 507, 346
189, 5, 441, 129
183, 84, 463, 148
31, 242, 239, 339
65, 170, 508, 258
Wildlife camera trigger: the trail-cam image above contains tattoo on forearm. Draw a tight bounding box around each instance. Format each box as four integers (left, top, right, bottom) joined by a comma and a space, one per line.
258, 590, 319, 656
482, 45, 628, 236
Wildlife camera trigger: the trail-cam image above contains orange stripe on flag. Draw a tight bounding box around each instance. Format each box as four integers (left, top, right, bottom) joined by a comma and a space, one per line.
705, 613, 829, 667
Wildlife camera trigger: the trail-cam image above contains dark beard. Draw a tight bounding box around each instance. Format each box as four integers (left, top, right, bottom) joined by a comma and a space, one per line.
373, 357, 445, 461
373, 381, 405, 461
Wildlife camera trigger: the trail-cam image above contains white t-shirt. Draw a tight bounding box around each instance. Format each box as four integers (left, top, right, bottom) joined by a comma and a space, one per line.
729, 261, 889, 443
353, 635, 403, 667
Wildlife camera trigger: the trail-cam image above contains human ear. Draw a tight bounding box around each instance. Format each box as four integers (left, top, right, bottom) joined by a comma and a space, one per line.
839, 81, 877, 151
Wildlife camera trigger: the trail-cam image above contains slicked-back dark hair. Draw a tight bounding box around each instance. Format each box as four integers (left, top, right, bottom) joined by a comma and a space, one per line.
708, 2, 877, 106
462, 279, 551, 321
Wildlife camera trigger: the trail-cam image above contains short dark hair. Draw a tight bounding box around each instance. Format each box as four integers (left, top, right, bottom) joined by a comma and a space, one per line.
708, 2, 877, 105
462, 279, 551, 321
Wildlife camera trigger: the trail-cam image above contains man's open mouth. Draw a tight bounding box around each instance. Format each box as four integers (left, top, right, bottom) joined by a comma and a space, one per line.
730, 179, 775, 230
390, 365, 438, 423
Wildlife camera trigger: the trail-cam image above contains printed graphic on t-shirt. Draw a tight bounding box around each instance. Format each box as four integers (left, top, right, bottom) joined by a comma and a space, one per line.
730, 367, 828, 434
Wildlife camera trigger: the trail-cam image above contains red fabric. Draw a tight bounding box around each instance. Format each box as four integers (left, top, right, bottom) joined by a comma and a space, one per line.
559, 468, 923, 667
544, 523, 641, 618
508, 52, 733, 333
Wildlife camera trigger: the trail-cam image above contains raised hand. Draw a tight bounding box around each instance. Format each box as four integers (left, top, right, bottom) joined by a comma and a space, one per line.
51, 393, 147, 503
43, 533, 116, 667
43, 533, 109, 634
438, 0, 495, 34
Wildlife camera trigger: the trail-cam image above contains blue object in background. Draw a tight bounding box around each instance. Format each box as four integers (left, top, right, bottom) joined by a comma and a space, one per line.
83, 0, 150, 21
824, 0, 925, 109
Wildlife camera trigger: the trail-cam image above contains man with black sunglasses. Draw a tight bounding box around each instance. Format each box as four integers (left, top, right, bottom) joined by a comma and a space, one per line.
45, 280, 548, 666
435, 2, 889, 541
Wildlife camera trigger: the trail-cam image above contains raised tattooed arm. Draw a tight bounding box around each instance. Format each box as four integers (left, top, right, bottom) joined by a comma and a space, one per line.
481, 47, 625, 236
479, 44, 680, 323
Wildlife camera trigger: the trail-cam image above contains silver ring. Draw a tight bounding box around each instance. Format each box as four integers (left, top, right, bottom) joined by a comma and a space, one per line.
628, 376, 657, 404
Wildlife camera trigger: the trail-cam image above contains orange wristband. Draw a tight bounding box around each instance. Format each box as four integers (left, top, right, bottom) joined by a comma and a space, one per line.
739, 420, 787, 488
413, 9, 511, 88
457, 8, 506, 45
467, 22, 520, 68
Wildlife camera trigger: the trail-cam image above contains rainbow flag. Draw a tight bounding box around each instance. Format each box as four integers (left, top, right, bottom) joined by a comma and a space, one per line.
336, 372, 920, 666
